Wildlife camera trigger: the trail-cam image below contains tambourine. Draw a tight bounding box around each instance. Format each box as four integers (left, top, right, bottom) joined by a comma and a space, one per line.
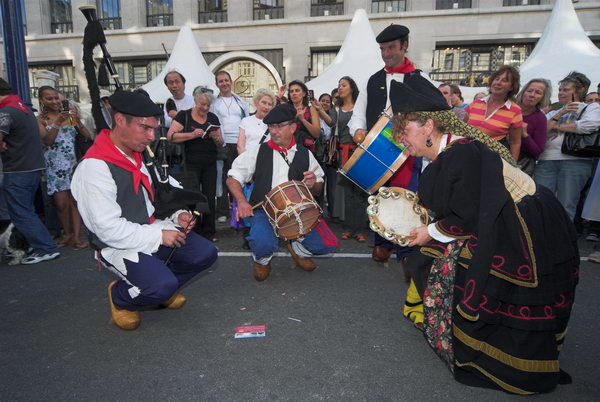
367, 186, 430, 247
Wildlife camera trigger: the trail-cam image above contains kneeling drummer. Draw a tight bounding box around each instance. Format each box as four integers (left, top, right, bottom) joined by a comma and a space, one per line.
226, 104, 338, 281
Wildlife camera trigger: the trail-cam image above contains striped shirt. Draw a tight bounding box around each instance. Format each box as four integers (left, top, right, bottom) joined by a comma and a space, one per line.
466, 97, 523, 141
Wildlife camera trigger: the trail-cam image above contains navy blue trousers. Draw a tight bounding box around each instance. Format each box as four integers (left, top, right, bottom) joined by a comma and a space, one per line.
104, 232, 218, 311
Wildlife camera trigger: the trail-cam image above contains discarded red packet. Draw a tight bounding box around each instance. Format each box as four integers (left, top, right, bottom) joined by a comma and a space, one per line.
234, 325, 266, 339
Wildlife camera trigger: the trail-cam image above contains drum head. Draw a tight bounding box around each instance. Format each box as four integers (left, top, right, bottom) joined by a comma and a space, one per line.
367, 186, 430, 246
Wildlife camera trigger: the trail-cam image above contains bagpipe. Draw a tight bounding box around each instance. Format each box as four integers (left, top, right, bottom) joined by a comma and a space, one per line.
80, 6, 208, 221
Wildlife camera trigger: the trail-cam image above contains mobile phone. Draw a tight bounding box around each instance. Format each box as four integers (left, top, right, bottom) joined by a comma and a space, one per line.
61, 100, 70, 112
308, 89, 314, 99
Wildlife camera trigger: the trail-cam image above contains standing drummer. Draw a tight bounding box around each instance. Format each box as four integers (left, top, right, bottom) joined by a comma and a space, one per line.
227, 104, 338, 281
347, 24, 437, 326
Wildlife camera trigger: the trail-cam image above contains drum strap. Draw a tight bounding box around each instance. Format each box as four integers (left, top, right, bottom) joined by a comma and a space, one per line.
277, 150, 292, 167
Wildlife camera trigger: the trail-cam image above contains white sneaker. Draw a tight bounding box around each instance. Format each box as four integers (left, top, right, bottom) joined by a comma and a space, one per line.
21, 251, 60, 265
588, 251, 600, 264
217, 216, 227, 223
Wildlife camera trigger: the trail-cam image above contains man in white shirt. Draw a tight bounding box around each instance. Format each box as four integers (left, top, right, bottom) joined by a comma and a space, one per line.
211, 71, 250, 221
71, 91, 218, 330
163, 71, 195, 128
226, 104, 338, 281
348, 24, 428, 266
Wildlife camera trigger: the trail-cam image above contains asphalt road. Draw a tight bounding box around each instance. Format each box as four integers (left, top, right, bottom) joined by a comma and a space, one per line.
1, 223, 599, 401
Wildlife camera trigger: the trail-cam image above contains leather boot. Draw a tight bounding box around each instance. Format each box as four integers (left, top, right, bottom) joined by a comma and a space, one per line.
161, 293, 186, 309
372, 246, 392, 264
108, 281, 140, 330
253, 262, 272, 281
287, 243, 316, 271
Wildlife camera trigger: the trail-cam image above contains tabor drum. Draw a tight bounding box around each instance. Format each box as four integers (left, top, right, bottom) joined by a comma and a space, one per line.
340, 107, 409, 194
262, 180, 322, 240
367, 186, 430, 246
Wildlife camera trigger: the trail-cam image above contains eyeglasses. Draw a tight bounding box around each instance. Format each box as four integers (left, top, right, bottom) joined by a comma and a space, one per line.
268, 122, 293, 130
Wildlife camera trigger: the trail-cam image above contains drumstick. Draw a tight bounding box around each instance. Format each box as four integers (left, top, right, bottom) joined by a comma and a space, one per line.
301, 165, 320, 183
252, 201, 263, 210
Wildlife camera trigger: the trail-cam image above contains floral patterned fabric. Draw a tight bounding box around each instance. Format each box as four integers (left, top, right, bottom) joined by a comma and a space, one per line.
423, 240, 463, 372
44, 125, 77, 195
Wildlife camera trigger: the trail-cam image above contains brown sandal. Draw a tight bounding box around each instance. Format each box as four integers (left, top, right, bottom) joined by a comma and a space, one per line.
57, 235, 73, 248
72, 241, 89, 249
340, 232, 352, 240
354, 233, 366, 243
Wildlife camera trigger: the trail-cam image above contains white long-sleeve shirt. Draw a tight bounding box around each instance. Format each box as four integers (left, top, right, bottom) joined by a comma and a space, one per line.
228, 143, 324, 188
71, 151, 184, 268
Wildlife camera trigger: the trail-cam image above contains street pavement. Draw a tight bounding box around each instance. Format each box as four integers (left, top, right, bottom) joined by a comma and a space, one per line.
1, 221, 599, 401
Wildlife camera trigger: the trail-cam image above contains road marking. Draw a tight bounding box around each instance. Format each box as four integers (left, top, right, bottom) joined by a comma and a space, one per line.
218, 252, 373, 258
218, 252, 592, 262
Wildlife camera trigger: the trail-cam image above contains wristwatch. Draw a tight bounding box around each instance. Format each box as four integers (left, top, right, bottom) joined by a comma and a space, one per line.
551, 117, 559, 122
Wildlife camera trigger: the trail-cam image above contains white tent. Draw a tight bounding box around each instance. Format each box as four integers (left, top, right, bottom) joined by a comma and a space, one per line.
306, 9, 383, 97
518, 0, 600, 99
142, 25, 217, 103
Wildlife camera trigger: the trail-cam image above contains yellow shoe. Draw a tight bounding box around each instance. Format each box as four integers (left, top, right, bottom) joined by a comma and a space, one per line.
107, 281, 140, 330
161, 293, 187, 310
403, 279, 423, 330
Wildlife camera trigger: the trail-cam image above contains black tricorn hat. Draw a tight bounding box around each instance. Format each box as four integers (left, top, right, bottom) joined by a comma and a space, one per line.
376, 24, 410, 43
108, 90, 163, 117
389, 76, 451, 114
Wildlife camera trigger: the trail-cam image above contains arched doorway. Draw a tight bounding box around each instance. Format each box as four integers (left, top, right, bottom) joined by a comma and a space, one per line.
209, 51, 283, 108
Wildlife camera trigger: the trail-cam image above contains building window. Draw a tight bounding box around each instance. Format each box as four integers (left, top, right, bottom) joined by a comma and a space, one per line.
371, 0, 406, 13
311, 0, 344, 17
307, 49, 339, 81
435, 0, 471, 10
104, 58, 167, 91
49, 0, 73, 34
253, 0, 284, 20
29, 63, 78, 101
503, 0, 540, 5
97, 0, 121, 29
146, 0, 173, 27
198, 0, 227, 23
430, 44, 532, 87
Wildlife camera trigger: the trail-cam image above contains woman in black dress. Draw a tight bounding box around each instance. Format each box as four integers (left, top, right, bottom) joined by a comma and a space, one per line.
167, 91, 223, 242
390, 80, 579, 394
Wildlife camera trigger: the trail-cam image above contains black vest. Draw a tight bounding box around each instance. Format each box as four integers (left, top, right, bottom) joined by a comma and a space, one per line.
366, 69, 424, 130
248, 143, 309, 205
89, 162, 150, 250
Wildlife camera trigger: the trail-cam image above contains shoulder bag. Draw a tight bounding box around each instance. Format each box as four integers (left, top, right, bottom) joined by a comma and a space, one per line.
561, 105, 600, 157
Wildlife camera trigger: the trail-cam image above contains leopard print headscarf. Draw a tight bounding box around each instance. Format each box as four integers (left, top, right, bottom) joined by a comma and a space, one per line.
393, 109, 517, 167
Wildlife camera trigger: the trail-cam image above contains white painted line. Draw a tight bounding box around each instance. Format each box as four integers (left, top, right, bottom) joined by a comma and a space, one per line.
218, 251, 592, 262
218, 251, 372, 258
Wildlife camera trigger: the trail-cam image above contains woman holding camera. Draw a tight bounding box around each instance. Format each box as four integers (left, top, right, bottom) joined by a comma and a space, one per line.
287, 80, 320, 153
37, 86, 92, 248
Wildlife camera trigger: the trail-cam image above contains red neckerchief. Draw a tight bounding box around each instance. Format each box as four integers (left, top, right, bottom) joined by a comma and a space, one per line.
0, 95, 29, 114
384, 57, 416, 74
82, 129, 154, 201
267, 136, 296, 156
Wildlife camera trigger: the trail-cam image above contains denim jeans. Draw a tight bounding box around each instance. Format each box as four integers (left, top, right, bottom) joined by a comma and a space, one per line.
2, 170, 58, 253
534, 159, 593, 221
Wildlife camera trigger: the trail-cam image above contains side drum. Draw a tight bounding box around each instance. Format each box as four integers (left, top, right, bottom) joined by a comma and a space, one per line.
262, 180, 322, 240
340, 106, 409, 194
